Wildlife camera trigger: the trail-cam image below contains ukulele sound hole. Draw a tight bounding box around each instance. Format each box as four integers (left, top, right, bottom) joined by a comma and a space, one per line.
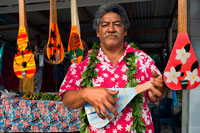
181, 72, 184, 77
22, 62, 27, 68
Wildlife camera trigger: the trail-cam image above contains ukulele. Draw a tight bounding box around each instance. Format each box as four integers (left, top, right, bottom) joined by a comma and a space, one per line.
46, 0, 65, 64
164, 0, 200, 90
84, 78, 157, 128
13, 0, 36, 79
68, 0, 83, 64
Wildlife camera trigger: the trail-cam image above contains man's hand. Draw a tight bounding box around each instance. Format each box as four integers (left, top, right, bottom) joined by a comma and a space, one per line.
148, 71, 167, 102
82, 87, 119, 121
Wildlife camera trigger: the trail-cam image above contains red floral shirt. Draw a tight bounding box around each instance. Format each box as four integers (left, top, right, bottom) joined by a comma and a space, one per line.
59, 42, 160, 133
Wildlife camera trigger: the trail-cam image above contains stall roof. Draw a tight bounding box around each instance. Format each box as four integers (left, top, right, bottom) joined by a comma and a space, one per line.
0, 0, 177, 52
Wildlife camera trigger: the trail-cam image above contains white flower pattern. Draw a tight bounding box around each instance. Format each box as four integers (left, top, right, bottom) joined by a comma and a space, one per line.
176, 47, 191, 64
164, 66, 181, 85
185, 68, 200, 85
59, 43, 158, 133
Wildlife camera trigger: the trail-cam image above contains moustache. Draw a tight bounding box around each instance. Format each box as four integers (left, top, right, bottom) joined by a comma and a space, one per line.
104, 33, 120, 38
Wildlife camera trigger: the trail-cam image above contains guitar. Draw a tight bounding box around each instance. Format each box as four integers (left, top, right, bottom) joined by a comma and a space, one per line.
13, 0, 36, 79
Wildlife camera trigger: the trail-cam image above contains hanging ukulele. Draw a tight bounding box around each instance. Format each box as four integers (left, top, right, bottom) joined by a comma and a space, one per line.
13, 0, 36, 79
68, 0, 83, 64
164, 0, 200, 90
45, 0, 65, 64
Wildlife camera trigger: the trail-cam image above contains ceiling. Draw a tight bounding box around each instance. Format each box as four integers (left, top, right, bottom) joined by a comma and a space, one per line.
0, 0, 178, 54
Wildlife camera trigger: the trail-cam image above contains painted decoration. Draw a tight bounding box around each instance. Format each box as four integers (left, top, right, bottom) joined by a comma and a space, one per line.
84, 87, 136, 128
13, 26, 36, 79
164, 33, 200, 90
68, 25, 83, 64
46, 24, 64, 64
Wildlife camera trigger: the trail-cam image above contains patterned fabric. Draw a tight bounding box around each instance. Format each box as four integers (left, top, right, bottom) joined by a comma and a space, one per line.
60, 42, 160, 133
0, 97, 80, 132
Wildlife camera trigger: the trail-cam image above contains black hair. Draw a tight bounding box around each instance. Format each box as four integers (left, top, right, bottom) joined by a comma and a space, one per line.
93, 3, 130, 31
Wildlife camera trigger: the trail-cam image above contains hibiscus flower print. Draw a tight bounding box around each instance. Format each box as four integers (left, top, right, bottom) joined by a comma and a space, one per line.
185, 68, 200, 85
164, 66, 181, 85
176, 47, 191, 64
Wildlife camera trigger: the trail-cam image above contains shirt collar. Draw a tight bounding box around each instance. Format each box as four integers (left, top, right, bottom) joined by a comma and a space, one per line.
96, 42, 137, 63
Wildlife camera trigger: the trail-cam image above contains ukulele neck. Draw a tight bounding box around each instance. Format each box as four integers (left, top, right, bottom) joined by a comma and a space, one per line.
50, 0, 57, 24
178, 0, 187, 33
70, 0, 81, 36
19, 0, 28, 33
134, 81, 153, 94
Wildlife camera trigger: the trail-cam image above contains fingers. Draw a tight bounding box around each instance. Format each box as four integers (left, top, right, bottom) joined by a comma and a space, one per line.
149, 71, 166, 102
151, 76, 164, 88
95, 101, 118, 121
88, 88, 119, 121
101, 101, 118, 121
148, 90, 159, 102
107, 95, 116, 105
152, 70, 159, 78
95, 106, 105, 120
107, 90, 119, 105
150, 86, 163, 97
108, 90, 119, 95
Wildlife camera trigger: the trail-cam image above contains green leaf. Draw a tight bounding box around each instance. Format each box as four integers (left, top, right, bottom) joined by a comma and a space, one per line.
126, 61, 131, 66
68, 50, 74, 60
76, 48, 83, 57
97, 59, 101, 63
93, 70, 98, 77
81, 81, 86, 87
81, 72, 88, 79
85, 126, 90, 133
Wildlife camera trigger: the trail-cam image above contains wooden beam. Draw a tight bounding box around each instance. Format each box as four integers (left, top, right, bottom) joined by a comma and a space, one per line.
0, 0, 151, 13
0, 24, 18, 31
129, 28, 167, 35
133, 15, 171, 20
8, 13, 47, 34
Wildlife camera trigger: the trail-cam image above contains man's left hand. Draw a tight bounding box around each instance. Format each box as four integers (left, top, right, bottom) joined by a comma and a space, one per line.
148, 71, 167, 102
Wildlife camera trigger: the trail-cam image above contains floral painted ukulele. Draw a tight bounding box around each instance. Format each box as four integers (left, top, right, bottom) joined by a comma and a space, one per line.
13, 0, 36, 79
46, 0, 65, 64
68, 0, 83, 64
164, 0, 200, 90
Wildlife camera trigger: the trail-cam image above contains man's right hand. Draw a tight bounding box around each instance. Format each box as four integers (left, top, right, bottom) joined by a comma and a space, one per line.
82, 87, 119, 121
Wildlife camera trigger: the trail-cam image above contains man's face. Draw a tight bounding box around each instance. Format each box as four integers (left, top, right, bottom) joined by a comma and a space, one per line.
97, 12, 127, 50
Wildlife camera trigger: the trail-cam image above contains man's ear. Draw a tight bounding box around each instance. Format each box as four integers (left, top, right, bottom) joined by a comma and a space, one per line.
96, 30, 99, 37
125, 30, 127, 36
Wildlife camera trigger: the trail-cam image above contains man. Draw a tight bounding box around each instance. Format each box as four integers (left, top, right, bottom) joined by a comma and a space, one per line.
60, 3, 166, 133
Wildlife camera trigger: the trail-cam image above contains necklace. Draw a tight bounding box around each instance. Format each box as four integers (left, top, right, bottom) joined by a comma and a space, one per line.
80, 42, 146, 133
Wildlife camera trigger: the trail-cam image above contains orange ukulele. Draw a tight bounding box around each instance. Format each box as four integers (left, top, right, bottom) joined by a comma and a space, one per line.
164, 0, 200, 90
46, 0, 65, 64
13, 0, 36, 79
68, 0, 83, 64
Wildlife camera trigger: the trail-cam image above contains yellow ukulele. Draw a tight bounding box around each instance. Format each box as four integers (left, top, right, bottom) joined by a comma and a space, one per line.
13, 0, 36, 79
